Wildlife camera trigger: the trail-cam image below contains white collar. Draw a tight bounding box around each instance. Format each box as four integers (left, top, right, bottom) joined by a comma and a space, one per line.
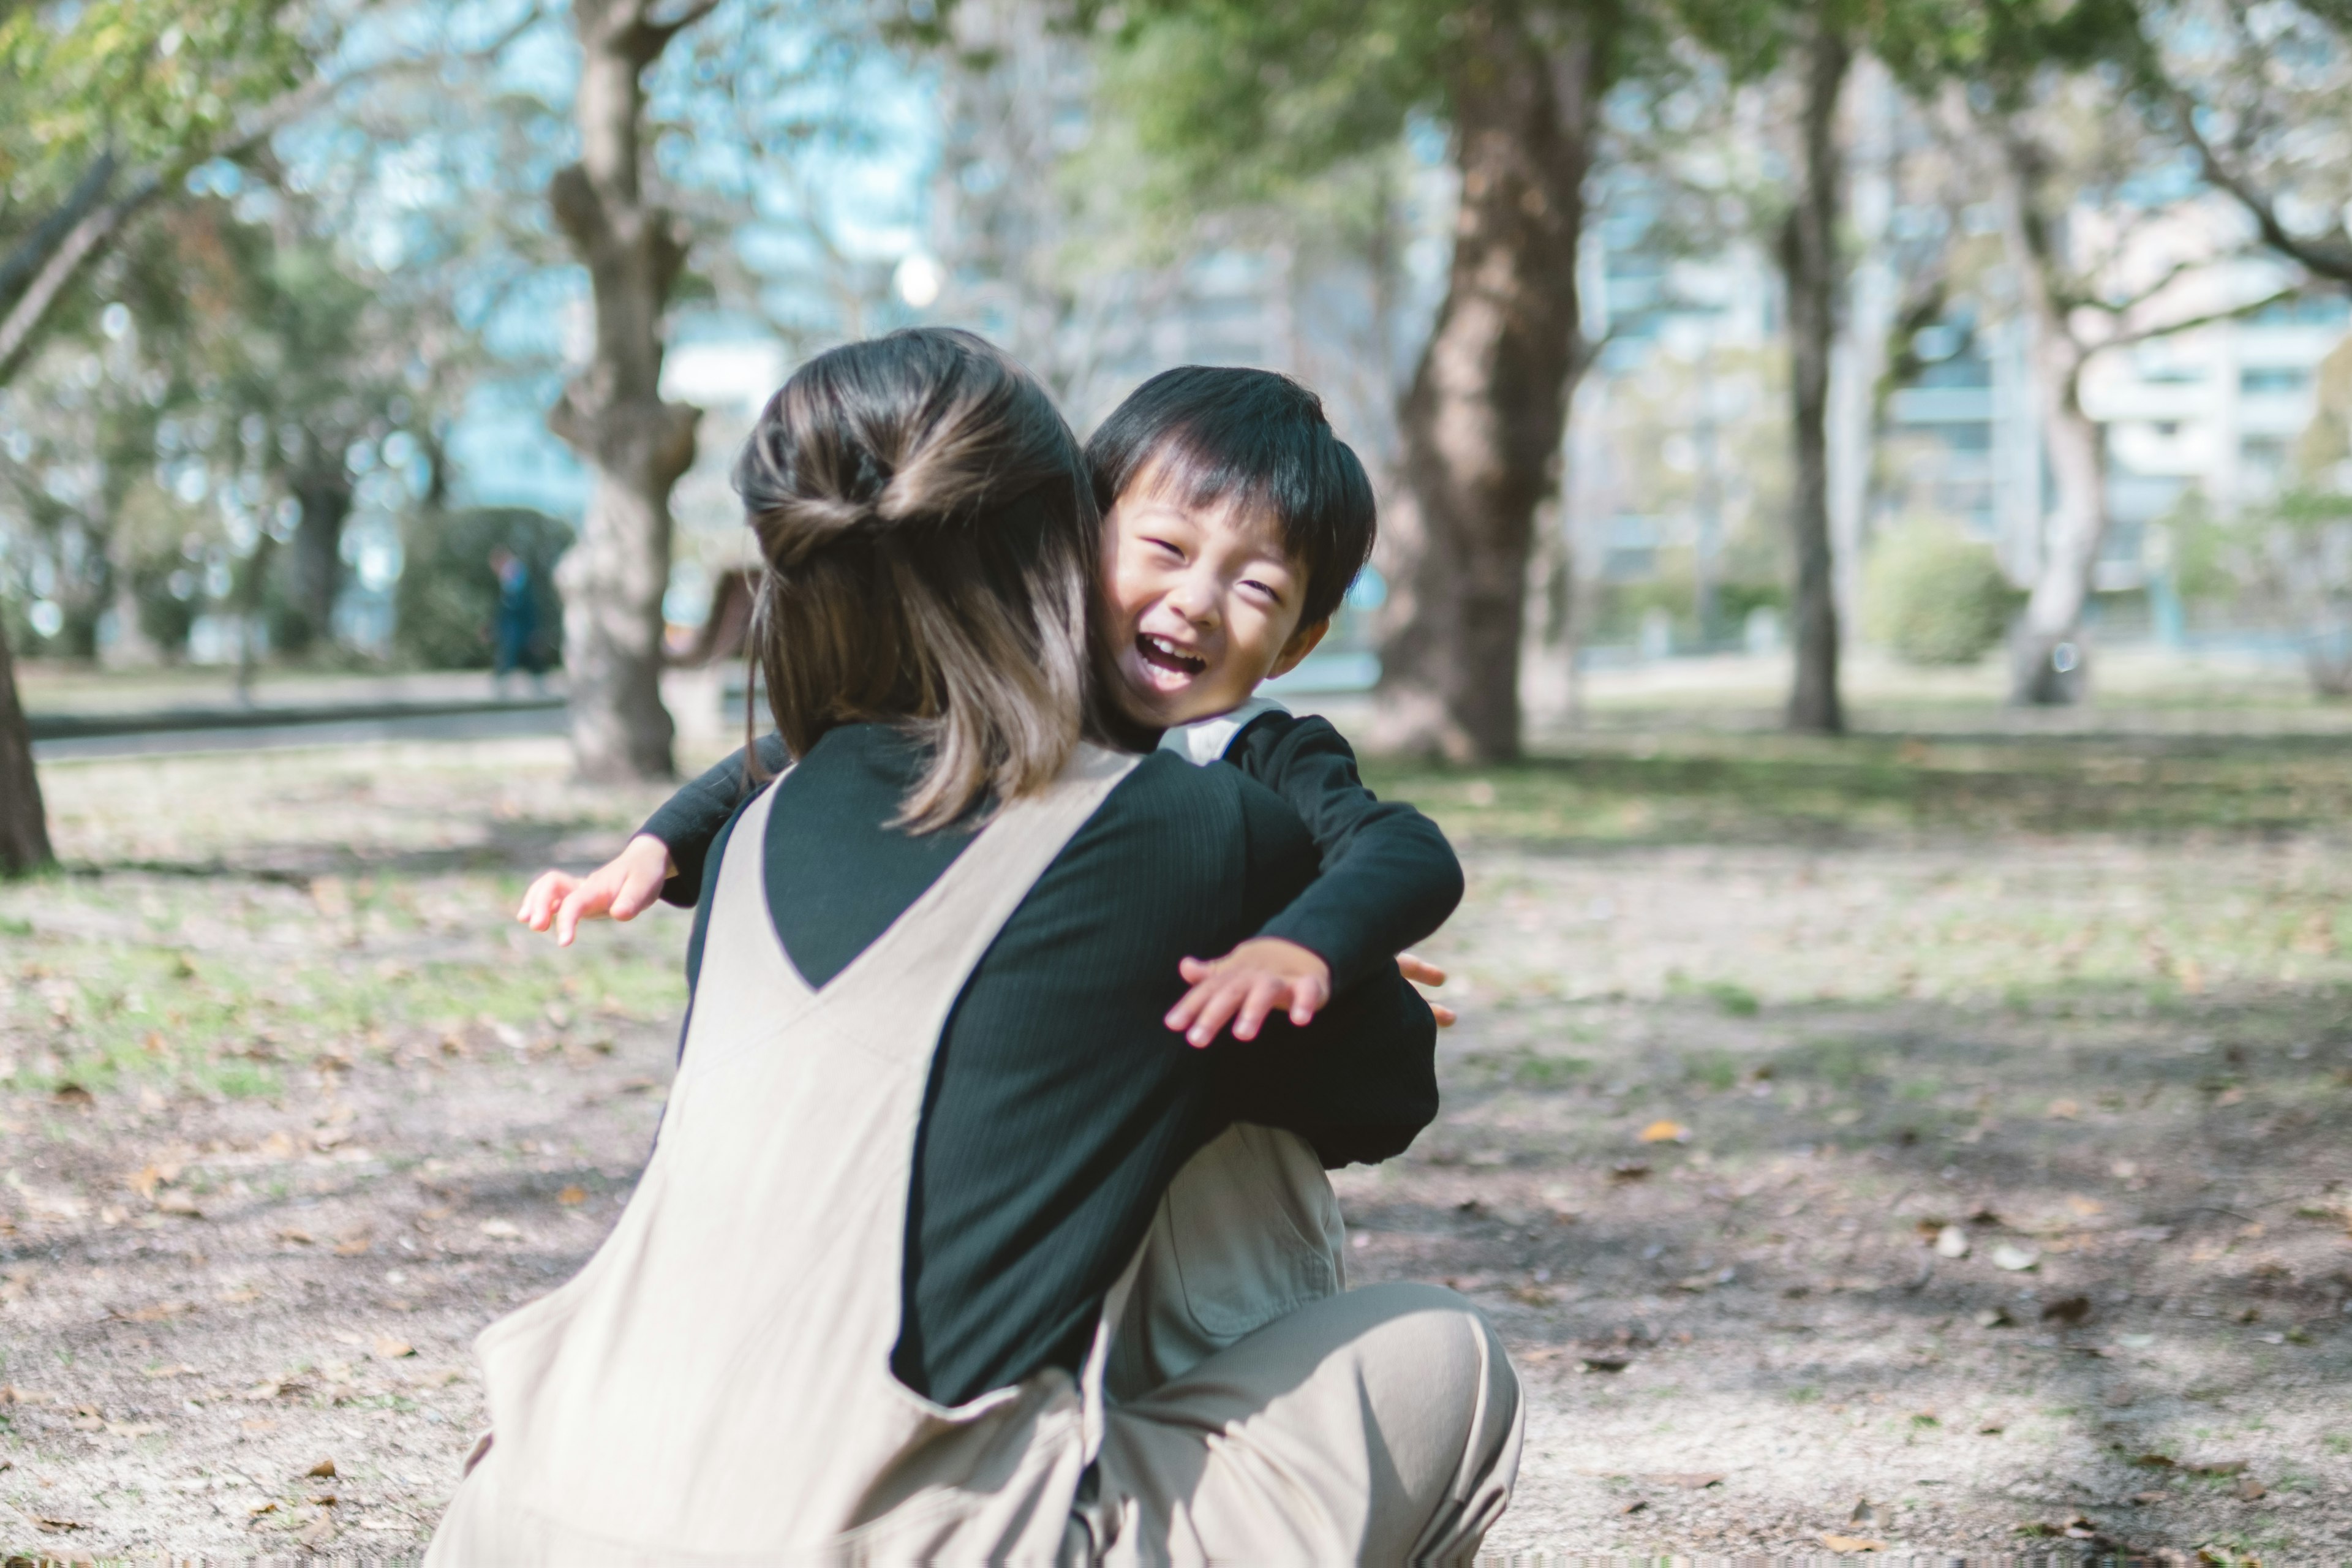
1156, 695, 1292, 767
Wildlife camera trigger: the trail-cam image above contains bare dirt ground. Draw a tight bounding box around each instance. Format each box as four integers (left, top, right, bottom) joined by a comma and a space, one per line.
4, 725, 2351, 1562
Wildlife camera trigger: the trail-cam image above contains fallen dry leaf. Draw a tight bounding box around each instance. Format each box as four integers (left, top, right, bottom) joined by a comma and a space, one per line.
2041, 1294, 2092, 1325
141, 1363, 198, 1379
373, 1337, 415, 1360
478, 1218, 522, 1240
105, 1420, 160, 1438
1608, 1161, 1650, 1183
333, 1232, 372, 1257
275, 1227, 315, 1246
556, 1185, 587, 1206
2047, 1098, 2082, 1120
154, 1189, 202, 1217
114, 1300, 194, 1323
1578, 1355, 1630, 1373
33, 1515, 87, 1532
1651, 1472, 1724, 1489
241, 1417, 278, 1433
1638, 1120, 1691, 1144
217, 1284, 260, 1305
2234, 1476, 2267, 1500
308, 1458, 337, 1478
261, 1131, 300, 1159
1819, 1534, 1886, 1553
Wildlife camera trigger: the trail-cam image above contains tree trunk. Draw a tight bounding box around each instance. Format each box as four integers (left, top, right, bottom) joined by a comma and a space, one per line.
1779, 19, 1850, 735
1370, 2, 1608, 762
1992, 126, 2102, 705
546, 0, 705, 782
1828, 53, 1898, 650
0, 627, 53, 876
281, 464, 354, 654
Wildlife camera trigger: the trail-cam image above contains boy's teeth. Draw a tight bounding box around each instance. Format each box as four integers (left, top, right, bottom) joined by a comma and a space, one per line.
1138, 634, 1204, 673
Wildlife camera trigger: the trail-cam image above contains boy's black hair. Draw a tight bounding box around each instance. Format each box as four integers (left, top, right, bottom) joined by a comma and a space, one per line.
1084, 366, 1374, 628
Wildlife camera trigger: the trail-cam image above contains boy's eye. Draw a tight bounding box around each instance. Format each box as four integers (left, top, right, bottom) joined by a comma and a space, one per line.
1240, 578, 1284, 605
1144, 537, 1185, 561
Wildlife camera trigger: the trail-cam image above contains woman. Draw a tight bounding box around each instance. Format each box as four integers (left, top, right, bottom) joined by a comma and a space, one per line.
426, 328, 1518, 1564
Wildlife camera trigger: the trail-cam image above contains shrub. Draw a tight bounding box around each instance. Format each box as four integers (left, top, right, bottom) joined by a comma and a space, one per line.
1864, 522, 2019, 665
394, 506, 571, 670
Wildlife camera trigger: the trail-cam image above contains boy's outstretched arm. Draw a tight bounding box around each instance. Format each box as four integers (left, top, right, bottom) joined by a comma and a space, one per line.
514, 733, 788, 944
517, 835, 672, 945
1223, 712, 1463, 992
636, 733, 790, 906
1167, 711, 1463, 1044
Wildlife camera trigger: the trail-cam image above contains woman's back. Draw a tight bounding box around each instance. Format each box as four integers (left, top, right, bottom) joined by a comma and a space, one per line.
684, 722, 1434, 1406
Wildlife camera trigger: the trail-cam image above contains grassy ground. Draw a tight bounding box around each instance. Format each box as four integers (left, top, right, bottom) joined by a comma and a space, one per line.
2, 712, 2350, 1559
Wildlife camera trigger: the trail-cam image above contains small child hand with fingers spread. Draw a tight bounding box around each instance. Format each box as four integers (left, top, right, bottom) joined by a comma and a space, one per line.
516, 834, 673, 947
1165, 943, 1455, 1048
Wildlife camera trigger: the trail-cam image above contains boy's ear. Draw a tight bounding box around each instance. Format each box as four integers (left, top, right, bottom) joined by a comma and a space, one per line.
1266, 617, 1330, 680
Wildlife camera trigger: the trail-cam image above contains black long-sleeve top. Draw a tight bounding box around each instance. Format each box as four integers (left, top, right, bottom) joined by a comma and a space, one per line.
680, 725, 1438, 1408
648, 711, 1463, 997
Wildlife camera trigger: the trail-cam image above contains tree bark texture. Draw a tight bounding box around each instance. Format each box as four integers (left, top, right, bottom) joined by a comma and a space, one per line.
0, 627, 54, 876
1779, 20, 1850, 735
547, 0, 706, 782
282, 462, 354, 652
1370, 1, 1608, 762
1992, 127, 2101, 706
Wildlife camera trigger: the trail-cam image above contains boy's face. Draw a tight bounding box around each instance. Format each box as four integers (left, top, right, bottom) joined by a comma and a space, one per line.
1101, 473, 1329, 730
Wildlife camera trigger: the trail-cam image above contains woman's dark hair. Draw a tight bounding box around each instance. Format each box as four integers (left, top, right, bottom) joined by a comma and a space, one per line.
733, 328, 1101, 831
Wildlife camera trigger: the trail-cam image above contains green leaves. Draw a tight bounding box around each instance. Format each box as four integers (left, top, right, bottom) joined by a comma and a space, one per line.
1, 1, 307, 197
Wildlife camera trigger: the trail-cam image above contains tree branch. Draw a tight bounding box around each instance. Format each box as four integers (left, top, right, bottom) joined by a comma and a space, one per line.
2097, 285, 2308, 353
641, 0, 722, 50
2141, 49, 2352, 285
0, 151, 118, 312
0, 170, 162, 385
0, 3, 549, 389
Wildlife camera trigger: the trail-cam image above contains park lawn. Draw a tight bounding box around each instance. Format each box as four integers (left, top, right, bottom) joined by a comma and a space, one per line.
0, 727, 2347, 1557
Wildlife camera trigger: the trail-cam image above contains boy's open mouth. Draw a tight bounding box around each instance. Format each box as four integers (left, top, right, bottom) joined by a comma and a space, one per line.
1136, 633, 1206, 677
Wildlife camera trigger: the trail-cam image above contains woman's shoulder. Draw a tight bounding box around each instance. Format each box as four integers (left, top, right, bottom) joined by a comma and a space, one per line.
1084, 748, 1312, 862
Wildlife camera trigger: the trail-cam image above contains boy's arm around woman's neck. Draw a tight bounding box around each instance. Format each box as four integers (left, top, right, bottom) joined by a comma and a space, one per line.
1218, 711, 1464, 996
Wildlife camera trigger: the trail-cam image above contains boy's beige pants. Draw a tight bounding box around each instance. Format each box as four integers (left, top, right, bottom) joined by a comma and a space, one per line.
1092, 1124, 1523, 1563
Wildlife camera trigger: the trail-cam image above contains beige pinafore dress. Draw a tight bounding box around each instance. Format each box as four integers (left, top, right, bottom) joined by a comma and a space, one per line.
426, 747, 1138, 1566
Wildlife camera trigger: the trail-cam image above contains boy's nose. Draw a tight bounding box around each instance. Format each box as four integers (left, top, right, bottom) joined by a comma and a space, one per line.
1168, 578, 1220, 627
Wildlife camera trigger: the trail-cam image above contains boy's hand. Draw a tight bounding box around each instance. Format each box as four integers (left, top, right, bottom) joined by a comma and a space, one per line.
1166, 938, 1332, 1048
1398, 952, 1457, 1028
516, 834, 674, 947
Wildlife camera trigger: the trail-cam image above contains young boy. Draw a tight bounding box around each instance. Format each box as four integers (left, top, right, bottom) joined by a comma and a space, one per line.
523, 366, 1458, 1041
518, 365, 1462, 1392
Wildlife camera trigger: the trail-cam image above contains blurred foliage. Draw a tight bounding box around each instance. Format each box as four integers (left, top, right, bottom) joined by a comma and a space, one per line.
0, 1, 307, 194
394, 505, 568, 671
2168, 485, 2352, 695
1863, 521, 2019, 665
0, 190, 450, 663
